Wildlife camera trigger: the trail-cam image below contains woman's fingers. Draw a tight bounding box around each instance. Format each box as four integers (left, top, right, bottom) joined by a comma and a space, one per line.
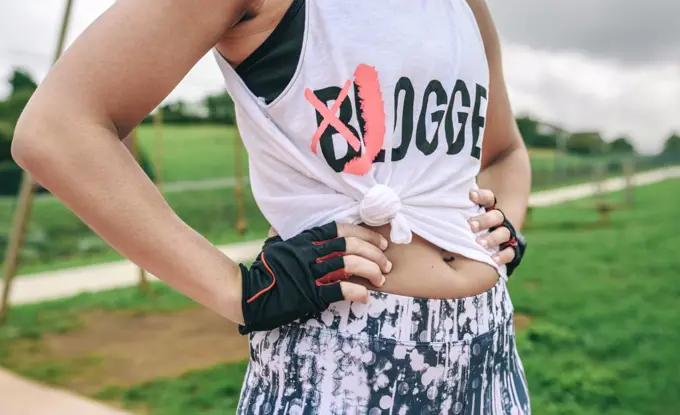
315, 236, 391, 274
470, 188, 496, 209
340, 282, 370, 303
311, 255, 385, 288
344, 236, 392, 273
492, 246, 516, 266
344, 255, 385, 287
469, 209, 505, 233
337, 223, 389, 251
477, 227, 511, 250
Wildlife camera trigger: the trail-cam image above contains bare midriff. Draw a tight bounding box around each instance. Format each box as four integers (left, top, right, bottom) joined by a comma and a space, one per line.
354, 224, 499, 299
271, 224, 500, 300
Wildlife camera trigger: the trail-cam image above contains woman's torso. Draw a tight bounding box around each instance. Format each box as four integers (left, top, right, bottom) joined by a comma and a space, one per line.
216, 0, 501, 299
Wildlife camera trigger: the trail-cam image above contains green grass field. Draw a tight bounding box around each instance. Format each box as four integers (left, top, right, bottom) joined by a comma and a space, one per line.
528, 148, 589, 168
135, 124, 247, 183
0, 282, 194, 344
527, 148, 643, 189
0, 179, 678, 414
95, 362, 249, 415
0, 185, 269, 275
0, 123, 252, 274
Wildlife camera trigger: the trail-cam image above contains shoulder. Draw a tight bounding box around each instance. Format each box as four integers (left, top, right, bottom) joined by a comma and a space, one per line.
464, 0, 502, 66
217, 0, 296, 66
464, 0, 526, 164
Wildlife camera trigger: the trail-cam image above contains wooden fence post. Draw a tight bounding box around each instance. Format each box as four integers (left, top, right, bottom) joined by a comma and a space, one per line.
233, 130, 247, 235
623, 159, 635, 207
0, 0, 76, 325
593, 162, 612, 225
126, 130, 150, 293
153, 109, 164, 188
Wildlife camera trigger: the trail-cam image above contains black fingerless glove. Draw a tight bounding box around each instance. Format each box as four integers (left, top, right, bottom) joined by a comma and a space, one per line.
490, 210, 527, 277
239, 222, 350, 335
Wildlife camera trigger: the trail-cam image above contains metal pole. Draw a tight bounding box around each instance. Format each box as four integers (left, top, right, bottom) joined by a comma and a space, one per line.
0, 0, 76, 325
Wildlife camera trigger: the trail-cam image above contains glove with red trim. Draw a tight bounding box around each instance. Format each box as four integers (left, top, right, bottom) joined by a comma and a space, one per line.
239, 222, 350, 335
486, 198, 527, 277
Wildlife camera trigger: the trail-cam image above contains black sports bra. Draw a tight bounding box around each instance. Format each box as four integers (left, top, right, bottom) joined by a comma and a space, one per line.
235, 0, 305, 104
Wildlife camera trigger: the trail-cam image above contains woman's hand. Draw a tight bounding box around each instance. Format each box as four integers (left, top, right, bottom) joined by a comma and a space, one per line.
468, 189, 522, 267
239, 222, 391, 334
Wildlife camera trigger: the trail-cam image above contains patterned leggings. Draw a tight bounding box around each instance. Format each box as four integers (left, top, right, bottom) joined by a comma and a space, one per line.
237, 279, 530, 414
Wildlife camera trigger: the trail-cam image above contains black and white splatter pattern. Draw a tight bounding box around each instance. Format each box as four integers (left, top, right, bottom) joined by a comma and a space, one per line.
238, 279, 530, 414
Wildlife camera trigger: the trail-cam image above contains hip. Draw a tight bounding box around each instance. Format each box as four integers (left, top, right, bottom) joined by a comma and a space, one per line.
268, 222, 504, 300
355, 224, 503, 299
240, 279, 530, 414
273, 275, 513, 343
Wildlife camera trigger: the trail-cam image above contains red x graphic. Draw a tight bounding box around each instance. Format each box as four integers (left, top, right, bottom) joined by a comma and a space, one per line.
305, 80, 361, 154
305, 64, 385, 176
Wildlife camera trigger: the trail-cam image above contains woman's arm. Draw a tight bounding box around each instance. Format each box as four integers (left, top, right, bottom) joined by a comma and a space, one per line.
12, 0, 252, 322
467, 0, 532, 229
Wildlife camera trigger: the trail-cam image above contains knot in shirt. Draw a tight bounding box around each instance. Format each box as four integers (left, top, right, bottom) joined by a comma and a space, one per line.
359, 184, 412, 244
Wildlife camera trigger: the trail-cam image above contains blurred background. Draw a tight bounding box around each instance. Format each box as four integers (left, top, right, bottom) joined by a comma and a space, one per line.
0, 1, 679, 414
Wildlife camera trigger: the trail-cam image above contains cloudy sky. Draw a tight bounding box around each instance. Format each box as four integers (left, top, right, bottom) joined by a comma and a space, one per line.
1, 1, 678, 154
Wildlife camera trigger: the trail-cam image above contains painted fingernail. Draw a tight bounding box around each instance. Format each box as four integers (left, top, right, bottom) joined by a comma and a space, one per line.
470, 221, 480, 232
385, 261, 393, 273
380, 237, 389, 250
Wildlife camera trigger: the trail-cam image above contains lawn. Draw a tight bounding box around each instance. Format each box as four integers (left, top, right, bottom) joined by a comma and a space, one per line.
527, 149, 645, 190
512, 181, 680, 415
0, 179, 678, 414
0, 185, 269, 275
0, 282, 250, 403
134, 124, 247, 183
0, 123, 256, 275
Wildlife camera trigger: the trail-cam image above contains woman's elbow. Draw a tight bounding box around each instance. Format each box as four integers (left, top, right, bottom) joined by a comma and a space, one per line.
11, 100, 70, 173
12, 112, 46, 172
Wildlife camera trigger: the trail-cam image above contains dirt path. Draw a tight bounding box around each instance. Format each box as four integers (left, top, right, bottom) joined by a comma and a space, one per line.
0, 368, 132, 415
5, 306, 249, 397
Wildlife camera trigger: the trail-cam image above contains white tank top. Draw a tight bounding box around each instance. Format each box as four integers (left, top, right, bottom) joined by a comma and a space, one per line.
215, 0, 505, 276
